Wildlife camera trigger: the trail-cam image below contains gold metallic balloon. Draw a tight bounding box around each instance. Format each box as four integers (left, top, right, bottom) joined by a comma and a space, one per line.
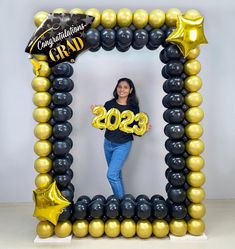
33, 181, 71, 225
55, 221, 72, 238
34, 157, 52, 173
117, 8, 132, 27
101, 9, 116, 29
152, 220, 169, 238
187, 172, 206, 187
187, 187, 205, 203
184, 76, 202, 92
185, 107, 204, 123
136, 220, 152, 239
32, 77, 51, 92
34, 140, 52, 157
34, 54, 48, 61
73, 220, 89, 238
33, 92, 51, 107
169, 220, 187, 236
149, 9, 165, 28
35, 173, 53, 189
133, 112, 149, 136
119, 110, 135, 133
186, 47, 200, 60
89, 219, 104, 237
185, 123, 203, 139
187, 219, 205, 235
121, 219, 136, 238
92, 106, 107, 129
186, 156, 204, 171
185, 92, 203, 107
33, 107, 52, 123
188, 203, 206, 219
106, 108, 121, 131
34, 11, 48, 27
184, 9, 201, 20
34, 123, 52, 140
36, 221, 54, 238
133, 9, 148, 29
186, 139, 205, 156
165, 8, 182, 27
53, 8, 68, 14
33, 61, 51, 77
105, 219, 120, 237
70, 8, 84, 14
184, 60, 201, 75
85, 8, 101, 28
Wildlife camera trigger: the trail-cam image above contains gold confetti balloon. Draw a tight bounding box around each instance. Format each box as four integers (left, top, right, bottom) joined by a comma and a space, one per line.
33, 92, 51, 107
101, 9, 116, 29
121, 219, 136, 238
53, 8, 68, 14
34, 140, 52, 157
35, 173, 53, 189
85, 8, 101, 28
169, 220, 187, 236
34, 123, 52, 140
188, 203, 206, 219
34, 157, 52, 173
186, 47, 200, 60
55, 221, 72, 238
165, 8, 182, 27
185, 107, 204, 123
149, 9, 165, 28
133, 9, 148, 29
187, 187, 205, 203
184, 9, 201, 20
186, 156, 204, 171
32, 77, 51, 92
105, 219, 120, 237
36, 221, 54, 238
184, 60, 201, 75
187, 219, 205, 235
73, 220, 89, 238
34, 11, 48, 27
33, 107, 52, 123
152, 220, 169, 238
186, 139, 205, 156
184, 76, 202, 92
187, 171, 206, 187
33, 61, 51, 77
89, 219, 104, 237
136, 220, 152, 239
185, 123, 203, 139
117, 8, 132, 27
70, 8, 84, 14
185, 92, 203, 107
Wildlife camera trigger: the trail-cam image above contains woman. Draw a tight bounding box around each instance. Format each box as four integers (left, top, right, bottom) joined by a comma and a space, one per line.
92, 78, 151, 199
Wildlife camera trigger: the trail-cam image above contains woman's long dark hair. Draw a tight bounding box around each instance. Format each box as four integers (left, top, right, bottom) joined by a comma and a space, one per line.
113, 78, 139, 107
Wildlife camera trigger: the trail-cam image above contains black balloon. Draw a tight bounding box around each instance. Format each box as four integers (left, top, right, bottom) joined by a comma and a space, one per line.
105, 201, 120, 218
73, 201, 87, 219
53, 63, 74, 77
122, 194, 135, 202
162, 93, 184, 108
52, 92, 72, 106
165, 167, 172, 179
101, 29, 116, 48
160, 49, 169, 64
151, 194, 165, 203
165, 45, 181, 59
89, 200, 104, 218
49, 118, 56, 126
152, 200, 168, 219
166, 156, 185, 171
165, 139, 185, 155
166, 61, 183, 76
164, 124, 184, 139
182, 104, 189, 112
120, 199, 135, 218
89, 45, 101, 52
165, 27, 175, 38
49, 102, 56, 110
161, 65, 170, 79
181, 89, 188, 97
91, 195, 106, 204
49, 87, 55, 95
60, 188, 74, 202
163, 77, 184, 93
146, 42, 159, 50
67, 183, 75, 193
77, 195, 91, 205
85, 28, 100, 48
136, 194, 150, 203
170, 204, 187, 219
136, 201, 151, 219
149, 29, 165, 47
59, 205, 72, 221
49, 136, 56, 143
168, 172, 185, 187
144, 24, 152, 32
116, 28, 133, 46
116, 43, 131, 52
54, 174, 71, 188
66, 169, 73, 179
133, 29, 148, 48
129, 24, 136, 32
65, 137, 73, 149
107, 195, 120, 204
160, 24, 168, 32
53, 140, 71, 155
102, 44, 115, 51
53, 78, 74, 92
97, 25, 104, 32
53, 158, 71, 174
167, 187, 186, 203
66, 153, 73, 164
182, 119, 189, 127
163, 108, 184, 123
53, 122, 72, 139
165, 183, 172, 192
53, 107, 73, 122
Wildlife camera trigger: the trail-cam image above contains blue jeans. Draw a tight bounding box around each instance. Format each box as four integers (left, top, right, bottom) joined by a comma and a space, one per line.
104, 138, 132, 199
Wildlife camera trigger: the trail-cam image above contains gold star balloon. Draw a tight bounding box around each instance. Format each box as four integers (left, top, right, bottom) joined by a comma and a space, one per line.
166, 15, 208, 57
33, 181, 71, 225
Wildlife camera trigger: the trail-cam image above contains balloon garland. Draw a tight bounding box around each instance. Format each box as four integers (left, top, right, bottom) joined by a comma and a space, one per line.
31, 7, 207, 239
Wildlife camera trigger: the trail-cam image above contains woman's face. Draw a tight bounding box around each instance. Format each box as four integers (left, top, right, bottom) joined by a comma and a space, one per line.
117, 81, 132, 98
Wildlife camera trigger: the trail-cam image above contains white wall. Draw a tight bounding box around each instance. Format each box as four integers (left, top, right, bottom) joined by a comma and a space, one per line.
0, 0, 235, 202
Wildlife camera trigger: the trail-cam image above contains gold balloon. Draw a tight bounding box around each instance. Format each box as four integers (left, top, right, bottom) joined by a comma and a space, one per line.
184, 9, 201, 20
166, 16, 208, 57
152, 220, 169, 238
185, 107, 204, 123
33, 107, 52, 123
185, 92, 203, 107
33, 92, 51, 107
136, 220, 152, 239
188, 203, 206, 219
89, 219, 104, 237
34, 123, 52, 140
121, 219, 136, 238
105, 219, 120, 237
33, 61, 51, 77
186, 139, 205, 156
117, 8, 132, 27
34, 11, 48, 27
184, 60, 201, 75
92, 106, 107, 129
119, 110, 135, 133
73, 220, 89, 238
184, 76, 202, 92
133, 9, 148, 29
186, 156, 204, 171
187, 187, 205, 203
34, 54, 48, 61
101, 9, 116, 29
187, 219, 205, 235
36, 221, 54, 238
55, 221, 72, 238
185, 123, 204, 139
35, 173, 53, 189
34, 157, 52, 173
106, 108, 121, 131
165, 8, 182, 27
149, 9, 165, 28
53, 8, 68, 14
187, 171, 206, 187
186, 47, 200, 60
34, 140, 52, 157
32, 77, 51, 92
33, 181, 71, 225
70, 8, 84, 14
85, 8, 101, 28
133, 112, 149, 136
169, 220, 187, 236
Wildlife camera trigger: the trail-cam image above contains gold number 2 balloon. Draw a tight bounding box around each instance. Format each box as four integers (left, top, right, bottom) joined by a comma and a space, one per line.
119, 110, 135, 133
133, 112, 149, 136
106, 108, 121, 131
92, 106, 107, 129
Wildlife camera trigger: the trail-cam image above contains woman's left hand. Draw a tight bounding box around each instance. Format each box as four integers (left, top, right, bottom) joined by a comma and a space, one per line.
146, 123, 152, 132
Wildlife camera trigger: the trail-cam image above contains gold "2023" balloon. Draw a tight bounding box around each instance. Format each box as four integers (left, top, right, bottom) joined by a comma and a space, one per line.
92, 106, 148, 136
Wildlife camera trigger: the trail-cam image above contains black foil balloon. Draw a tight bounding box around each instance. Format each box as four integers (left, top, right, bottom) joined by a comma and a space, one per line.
92, 195, 106, 204
73, 201, 87, 219
163, 77, 184, 93
162, 93, 184, 108
149, 29, 165, 47
160, 49, 169, 64
52, 92, 72, 106
151, 195, 165, 203
53, 78, 74, 92
133, 29, 148, 48
53, 158, 71, 174
167, 187, 186, 203
53, 63, 74, 77
60, 188, 74, 202
166, 139, 185, 155
85, 28, 100, 48
166, 156, 185, 171
77, 195, 91, 205
53, 140, 71, 155
105, 201, 120, 218
53, 122, 72, 139
164, 124, 184, 139
163, 108, 184, 123
170, 204, 187, 219
136, 201, 151, 219
165, 45, 181, 59
136, 194, 150, 203
152, 200, 168, 219
54, 174, 71, 188
120, 200, 135, 218
59, 205, 72, 221
123, 194, 135, 202
53, 107, 73, 122
89, 200, 104, 218
116, 28, 133, 46
166, 61, 184, 76
101, 29, 116, 48
168, 172, 186, 187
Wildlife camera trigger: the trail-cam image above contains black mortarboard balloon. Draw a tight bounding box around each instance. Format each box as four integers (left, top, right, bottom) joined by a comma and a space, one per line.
25, 13, 94, 66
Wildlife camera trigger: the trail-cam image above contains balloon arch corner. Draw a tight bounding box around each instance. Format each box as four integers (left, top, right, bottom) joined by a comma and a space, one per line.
30, 7, 207, 240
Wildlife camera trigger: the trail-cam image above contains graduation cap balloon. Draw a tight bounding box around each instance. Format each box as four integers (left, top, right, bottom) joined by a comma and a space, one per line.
25, 13, 94, 66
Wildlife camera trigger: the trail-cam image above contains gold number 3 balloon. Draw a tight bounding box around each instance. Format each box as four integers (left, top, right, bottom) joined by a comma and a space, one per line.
133, 112, 149, 136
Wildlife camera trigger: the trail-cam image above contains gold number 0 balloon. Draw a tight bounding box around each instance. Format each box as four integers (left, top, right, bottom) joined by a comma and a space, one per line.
133, 112, 149, 136
92, 106, 107, 129
106, 108, 121, 131
119, 110, 135, 133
